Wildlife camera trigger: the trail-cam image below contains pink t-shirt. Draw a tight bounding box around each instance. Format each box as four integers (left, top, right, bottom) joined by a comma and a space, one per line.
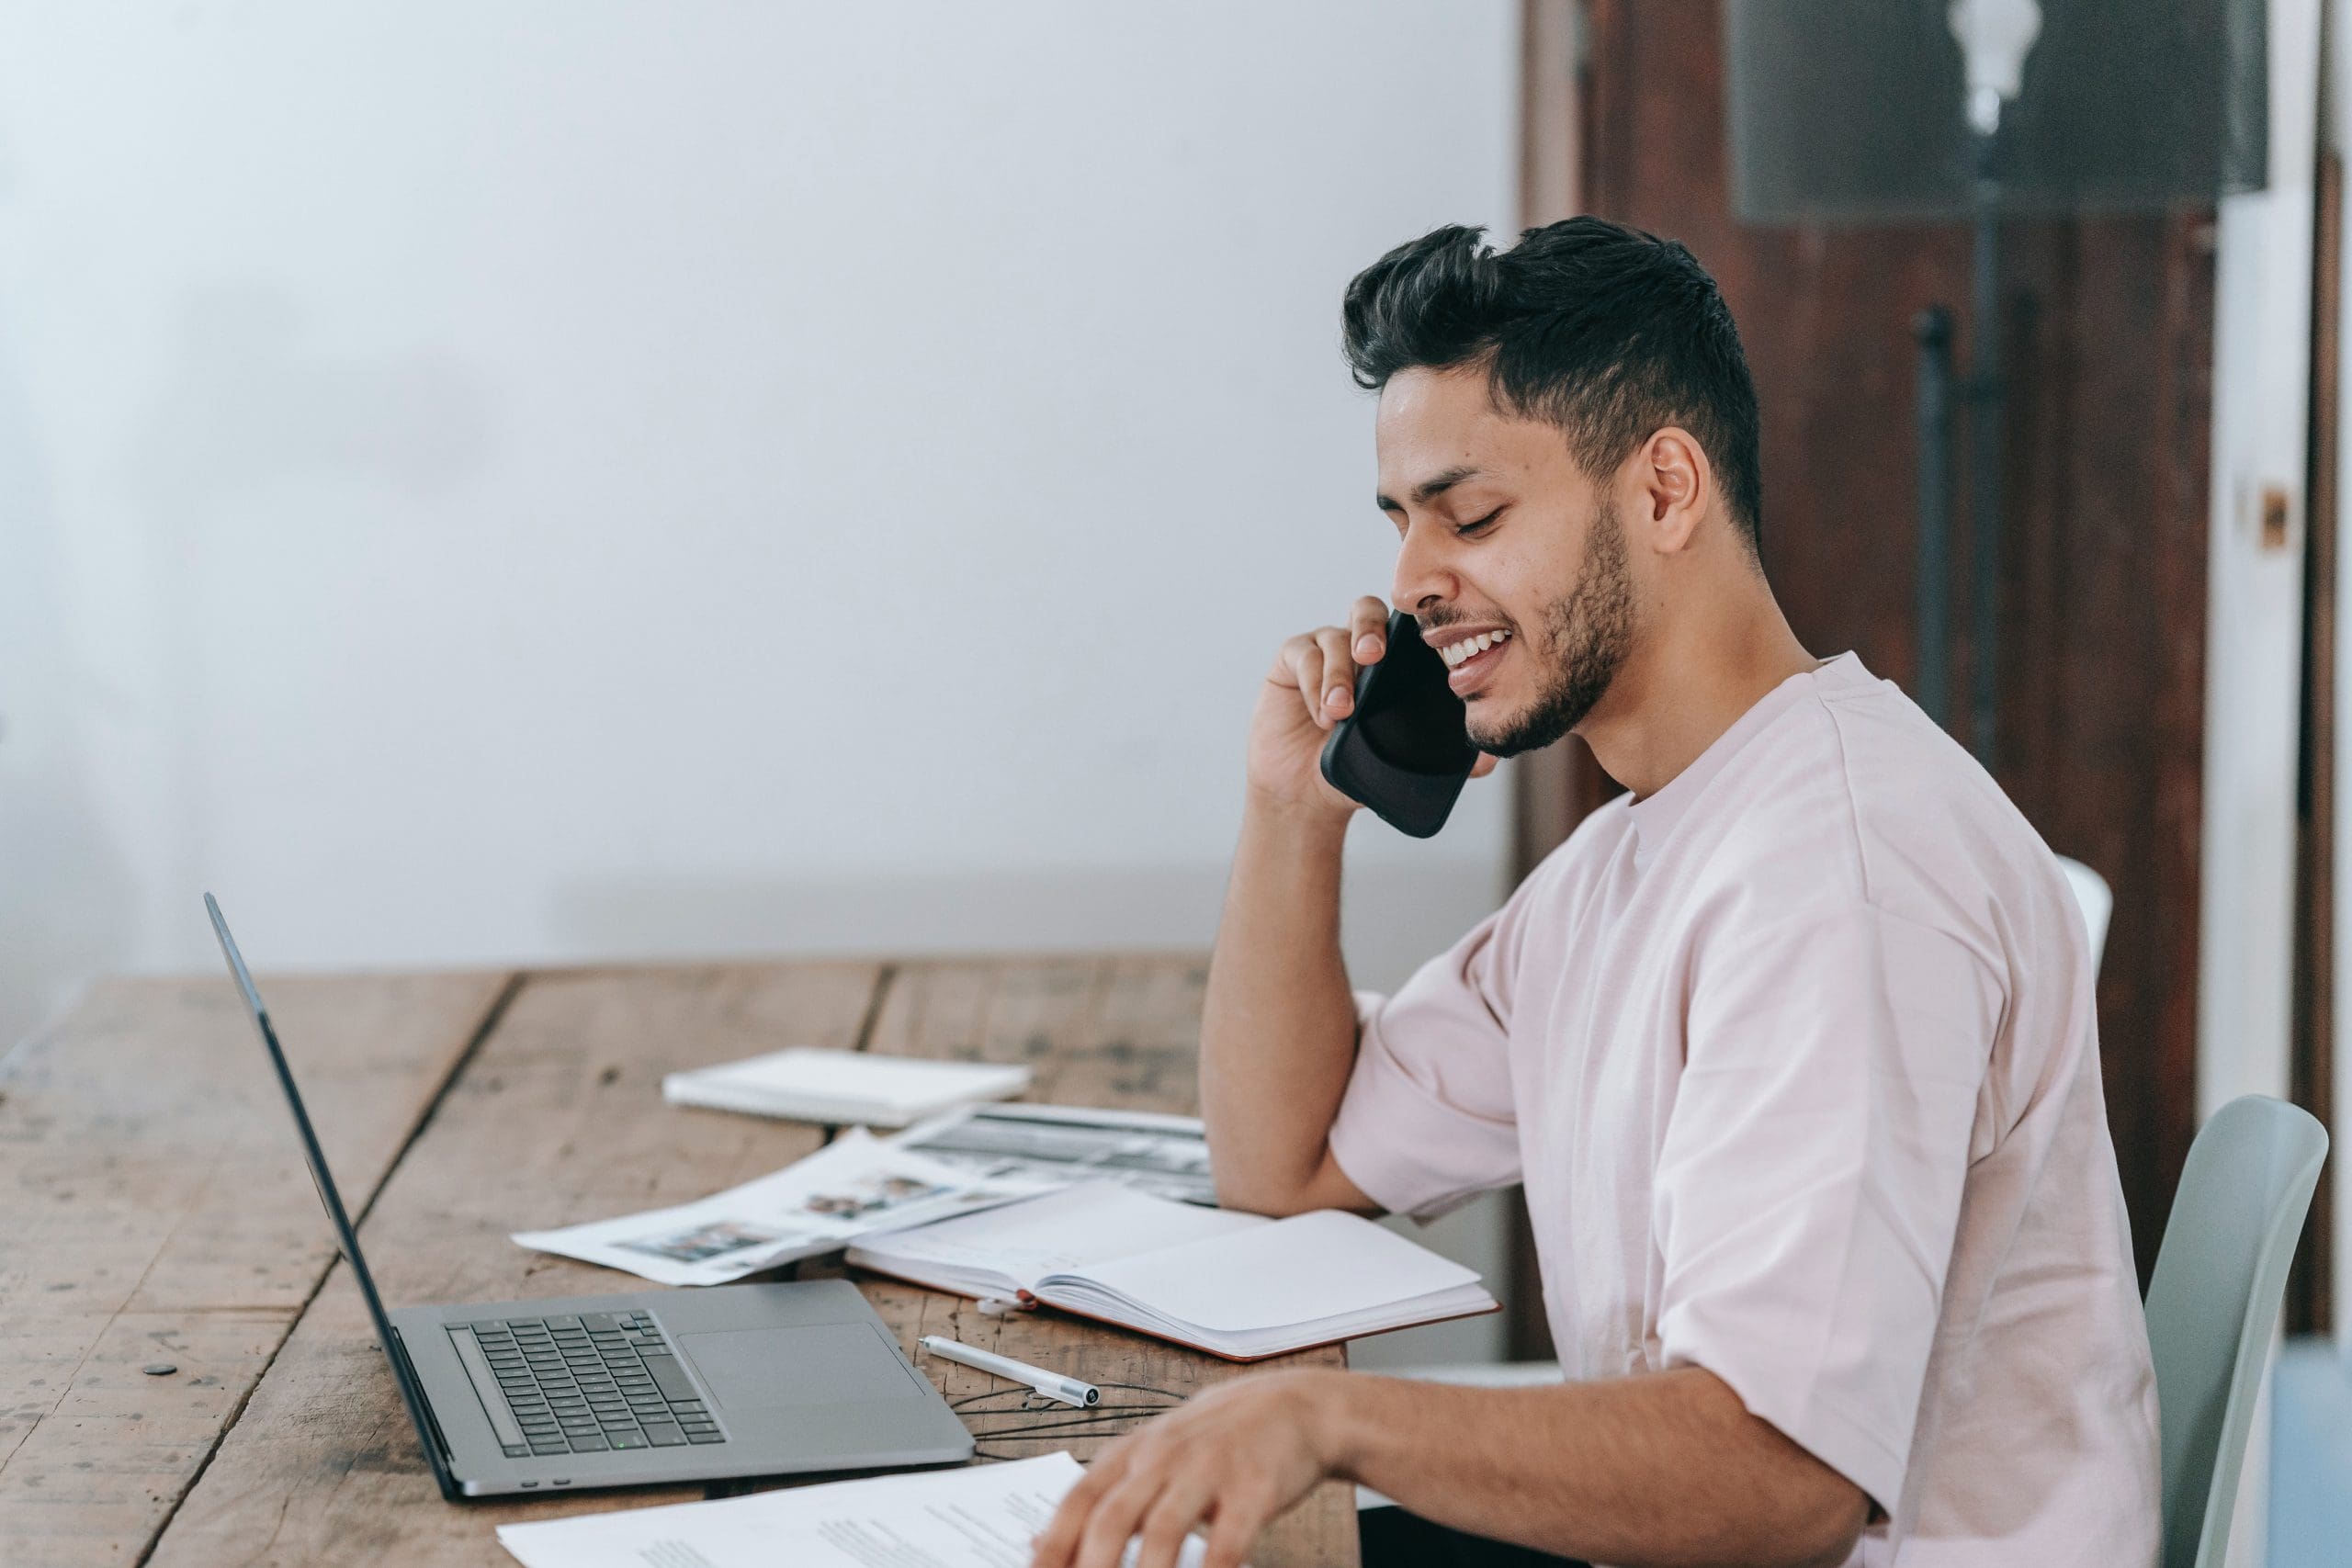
1328, 652, 2159, 1566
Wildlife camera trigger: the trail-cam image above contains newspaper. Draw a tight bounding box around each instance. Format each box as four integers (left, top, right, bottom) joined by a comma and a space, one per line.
511, 1129, 1049, 1287
888, 1102, 1216, 1206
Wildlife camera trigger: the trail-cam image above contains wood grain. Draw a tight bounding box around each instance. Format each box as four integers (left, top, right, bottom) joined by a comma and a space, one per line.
142, 954, 1355, 1566
867, 953, 1210, 1115
0, 970, 514, 1567
852, 1276, 1359, 1567
143, 960, 883, 1565
857, 954, 1358, 1565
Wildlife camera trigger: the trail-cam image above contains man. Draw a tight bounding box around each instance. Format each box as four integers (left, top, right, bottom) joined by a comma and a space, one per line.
1031, 219, 2158, 1568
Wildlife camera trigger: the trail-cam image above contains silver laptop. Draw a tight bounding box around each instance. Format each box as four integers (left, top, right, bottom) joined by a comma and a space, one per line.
207, 893, 974, 1498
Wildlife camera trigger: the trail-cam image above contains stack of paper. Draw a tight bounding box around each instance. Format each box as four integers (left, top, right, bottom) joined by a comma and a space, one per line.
849, 1183, 1498, 1360
663, 1047, 1032, 1127
495, 1452, 1229, 1567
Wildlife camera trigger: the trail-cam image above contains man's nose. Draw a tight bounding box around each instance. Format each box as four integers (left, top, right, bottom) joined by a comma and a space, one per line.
1391, 519, 1456, 616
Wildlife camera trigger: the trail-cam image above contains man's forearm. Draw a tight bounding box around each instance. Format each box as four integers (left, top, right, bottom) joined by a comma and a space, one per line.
1199, 795, 1363, 1213
1323, 1369, 1866, 1568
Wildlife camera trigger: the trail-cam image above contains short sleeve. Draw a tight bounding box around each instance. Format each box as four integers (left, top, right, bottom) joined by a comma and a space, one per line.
1654, 898, 1999, 1517
1327, 908, 1523, 1219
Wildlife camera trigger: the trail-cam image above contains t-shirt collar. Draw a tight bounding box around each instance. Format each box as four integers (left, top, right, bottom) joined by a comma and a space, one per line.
1623, 651, 1870, 868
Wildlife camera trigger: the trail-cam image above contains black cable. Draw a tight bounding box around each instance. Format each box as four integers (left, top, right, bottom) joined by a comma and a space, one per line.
953, 1380, 1188, 1461
967, 1415, 1170, 1440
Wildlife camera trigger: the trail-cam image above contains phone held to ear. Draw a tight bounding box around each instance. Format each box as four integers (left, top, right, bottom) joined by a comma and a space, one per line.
1317, 609, 1479, 838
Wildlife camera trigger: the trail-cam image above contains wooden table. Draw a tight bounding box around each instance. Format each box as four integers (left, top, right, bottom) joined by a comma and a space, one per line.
0, 955, 1359, 1566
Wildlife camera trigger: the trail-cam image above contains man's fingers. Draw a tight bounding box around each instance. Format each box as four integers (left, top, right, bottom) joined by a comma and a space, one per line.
1072, 1465, 1170, 1568
1130, 1472, 1218, 1568
1312, 628, 1358, 722
1199, 1483, 1279, 1568
1031, 1450, 1129, 1568
1283, 641, 1330, 730
1267, 604, 1391, 734
1029, 1485, 1091, 1568
1349, 595, 1392, 663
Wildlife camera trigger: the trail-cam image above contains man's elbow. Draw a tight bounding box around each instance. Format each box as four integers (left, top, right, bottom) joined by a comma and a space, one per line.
1209, 1146, 1381, 1218
1762, 1479, 1867, 1568
1694, 1371, 1867, 1568
1209, 1169, 1319, 1216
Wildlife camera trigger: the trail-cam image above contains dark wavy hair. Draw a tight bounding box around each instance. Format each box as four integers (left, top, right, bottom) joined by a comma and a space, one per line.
1341, 217, 1763, 551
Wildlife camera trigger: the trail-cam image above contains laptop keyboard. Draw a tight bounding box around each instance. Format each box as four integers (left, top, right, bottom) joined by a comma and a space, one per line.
450, 1311, 726, 1458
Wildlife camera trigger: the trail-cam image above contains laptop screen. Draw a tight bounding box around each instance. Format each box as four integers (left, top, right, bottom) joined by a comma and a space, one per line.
205, 892, 457, 1497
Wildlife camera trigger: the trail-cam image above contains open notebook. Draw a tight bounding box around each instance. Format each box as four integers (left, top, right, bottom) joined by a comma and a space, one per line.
845, 1182, 1498, 1360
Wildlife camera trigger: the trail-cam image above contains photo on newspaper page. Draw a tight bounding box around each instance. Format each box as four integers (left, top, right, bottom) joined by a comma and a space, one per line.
887, 1103, 1216, 1206
509, 1128, 1051, 1286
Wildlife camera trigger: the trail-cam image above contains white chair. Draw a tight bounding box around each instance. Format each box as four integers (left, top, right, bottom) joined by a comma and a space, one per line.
2143, 1095, 2329, 1568
2057, 854, 2113, 973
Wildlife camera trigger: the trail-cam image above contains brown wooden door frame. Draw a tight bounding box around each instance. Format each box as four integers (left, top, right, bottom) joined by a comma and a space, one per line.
1501, 0, 1587, 1361
1510, 6, 1629, 886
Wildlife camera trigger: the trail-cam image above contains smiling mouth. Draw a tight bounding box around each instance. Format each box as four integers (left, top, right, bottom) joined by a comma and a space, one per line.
1435, 628, 1511, 668
1438, 628, 1513, 694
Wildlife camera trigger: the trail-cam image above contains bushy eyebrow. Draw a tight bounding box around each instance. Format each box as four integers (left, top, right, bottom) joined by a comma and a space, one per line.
1375, 464, 1485, 513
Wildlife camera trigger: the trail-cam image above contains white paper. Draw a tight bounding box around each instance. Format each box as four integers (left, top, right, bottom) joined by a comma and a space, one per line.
512, 1130, 1050, 1287
850, 1182, 1261, 1293
888, 1103, 1216, 1204
663, 1048, 1033, 1126
493, 1452, 1233, 1568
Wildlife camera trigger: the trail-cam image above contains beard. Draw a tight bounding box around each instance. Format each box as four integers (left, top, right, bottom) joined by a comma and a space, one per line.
1465, 496, 1636, 759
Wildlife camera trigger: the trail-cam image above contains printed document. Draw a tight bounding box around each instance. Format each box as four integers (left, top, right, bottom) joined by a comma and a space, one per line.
493, 1452, 1235, 1568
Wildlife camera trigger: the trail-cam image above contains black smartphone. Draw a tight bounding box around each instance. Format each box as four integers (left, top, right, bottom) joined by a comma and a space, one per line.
1317, 609, 1479, 838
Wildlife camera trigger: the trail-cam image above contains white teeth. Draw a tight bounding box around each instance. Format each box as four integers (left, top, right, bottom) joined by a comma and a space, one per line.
1439, 628, 1510, 668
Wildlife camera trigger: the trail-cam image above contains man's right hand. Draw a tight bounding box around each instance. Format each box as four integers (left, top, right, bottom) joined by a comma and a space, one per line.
1247, 595, 1399, 821
1213, 595, 1416, 1221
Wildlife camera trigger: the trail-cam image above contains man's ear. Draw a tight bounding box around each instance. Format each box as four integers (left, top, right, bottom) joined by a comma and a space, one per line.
1635, 427, 1711, 554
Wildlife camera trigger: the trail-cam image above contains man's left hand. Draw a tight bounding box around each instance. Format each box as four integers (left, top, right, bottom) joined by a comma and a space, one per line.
1028, 1368, 1347, 1568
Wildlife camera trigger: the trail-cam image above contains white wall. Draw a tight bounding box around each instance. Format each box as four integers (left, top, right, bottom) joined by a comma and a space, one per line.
2202, 0, 2318, 1127
2202, 3, 2322, 1562
2334, 0, 2352, 1358
0, 2, 1521, 1057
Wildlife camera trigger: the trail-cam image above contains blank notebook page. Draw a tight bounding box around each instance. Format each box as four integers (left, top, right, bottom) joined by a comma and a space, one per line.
874, 1182, 1259, 1281
1069, 1209, 1481, 1332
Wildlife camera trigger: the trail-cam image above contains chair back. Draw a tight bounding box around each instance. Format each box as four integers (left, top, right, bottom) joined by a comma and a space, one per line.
2057, 854, 2112, 972
2143, 1095, 2328, 1568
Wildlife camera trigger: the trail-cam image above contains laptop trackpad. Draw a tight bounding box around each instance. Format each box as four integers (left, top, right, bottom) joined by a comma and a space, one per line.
676, 1323, 922, 1410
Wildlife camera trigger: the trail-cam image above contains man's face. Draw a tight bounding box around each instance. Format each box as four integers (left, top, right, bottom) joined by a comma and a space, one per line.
1374, 364, 1638, 758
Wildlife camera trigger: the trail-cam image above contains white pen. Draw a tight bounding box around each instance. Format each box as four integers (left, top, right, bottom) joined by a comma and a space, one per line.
918, 1335, 1101, 1408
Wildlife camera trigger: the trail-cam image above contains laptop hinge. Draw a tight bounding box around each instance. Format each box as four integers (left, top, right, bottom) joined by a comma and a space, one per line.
387, 1325, 462, 1499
